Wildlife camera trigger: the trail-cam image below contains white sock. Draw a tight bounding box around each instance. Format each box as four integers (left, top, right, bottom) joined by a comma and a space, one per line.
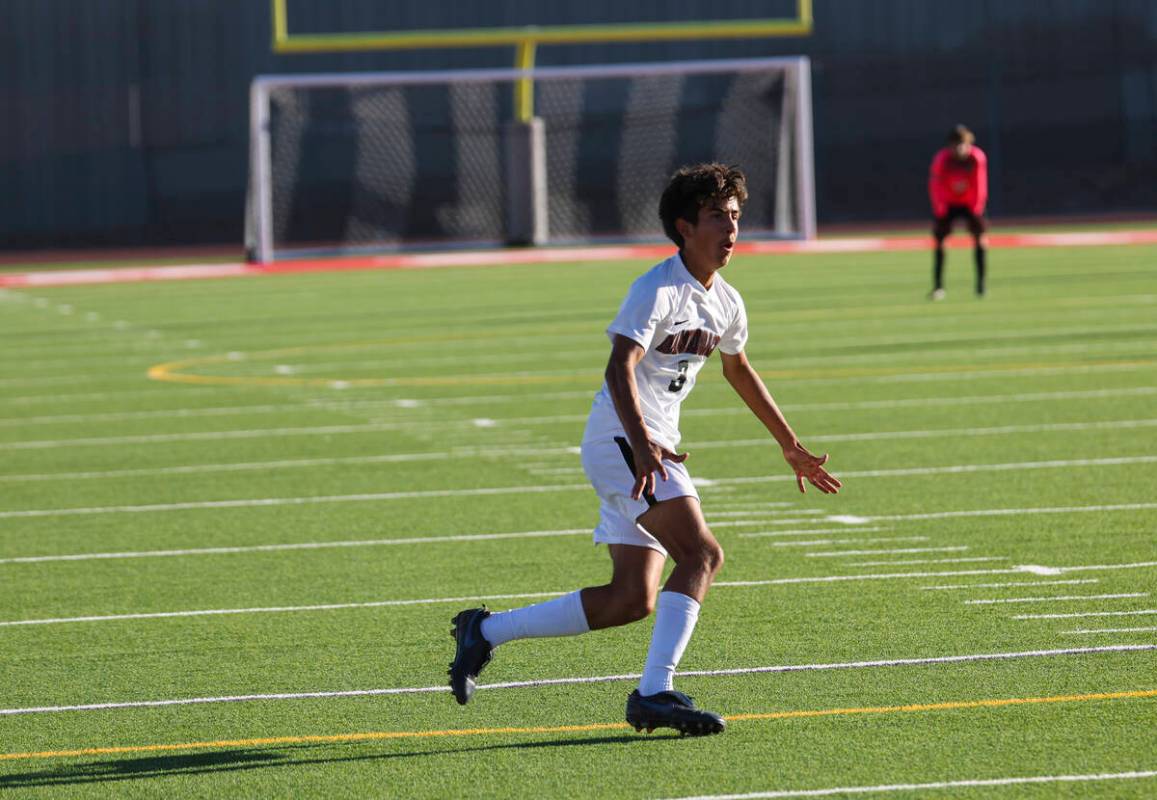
638, 591, 700, 696
479, 590, 590, 648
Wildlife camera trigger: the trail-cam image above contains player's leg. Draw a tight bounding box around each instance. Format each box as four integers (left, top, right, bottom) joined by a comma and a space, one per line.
580, 543, 666, 630
969, 213, 989, 296
625, 496, 726, 735
930, 214, 950, 300
448, 544, 663, 705
636, 496, 722, 692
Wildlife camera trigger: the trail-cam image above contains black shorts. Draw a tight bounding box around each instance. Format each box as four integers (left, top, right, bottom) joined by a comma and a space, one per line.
933, 206, 987, 239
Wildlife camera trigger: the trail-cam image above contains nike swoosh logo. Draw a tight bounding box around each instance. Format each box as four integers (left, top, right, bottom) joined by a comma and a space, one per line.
674, 319, 689, 325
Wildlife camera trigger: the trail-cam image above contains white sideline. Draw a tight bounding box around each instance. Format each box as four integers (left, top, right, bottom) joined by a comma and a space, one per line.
0, 359, 1152, 408
1, 645, 1151, 716
4, 462, 1157, 519
1014, 609, 1157, 620
768, 537, 928, 548
5, 560, 1155, 627
964, 593, 1147, 605
806, 547, 969, 558
0, 483, 590, 519
2, 385, 1154, 429
3, 416, 1155, 452
740, 527, 888, 538
0, 527, 881, 565
866, 502, 1157, 522
659, 770, 1157, 800
848, 557, 1006, 567
921, 579, 1099, 591
0, 591, 572, 628
6, 451, 1154, 485
0, 528, 591, 565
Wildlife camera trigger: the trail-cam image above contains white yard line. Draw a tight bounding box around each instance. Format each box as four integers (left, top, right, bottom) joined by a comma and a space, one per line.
4, 385, 1154, 429
866, 502, 1157, 522
965, 593, 1148, 605
740, 527, 889, 538
768, 537, 928, 548
7, 450, 1155, 485
806, 547, 969, 558
0, 592, 575, 628
0, 528, 591, 565
773, 385, 1157, 413
711, 519, 835, 528
847, 557, 1006, 566
7, 560, 1154, 627
4, 416, 1156, 452
4, 462, 1156, 518
0, 386, 224, 408
708, 509, 822, 518
0, 483, 591, 519
659, 770, 1157, 800
0, 402, 342, 428
1014, 609, 1157, 620
1, 645, 1151, 716
1063, 627, 1157, 635
859, 361, 1157, 385
921, 579, 1099, 591
0, 360, 1153, 411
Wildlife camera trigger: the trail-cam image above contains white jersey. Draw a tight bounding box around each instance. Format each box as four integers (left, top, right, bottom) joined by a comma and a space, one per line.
582, 253, 748, 450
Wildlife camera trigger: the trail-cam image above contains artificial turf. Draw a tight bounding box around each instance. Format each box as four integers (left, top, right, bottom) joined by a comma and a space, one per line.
0, 239, 1154, 797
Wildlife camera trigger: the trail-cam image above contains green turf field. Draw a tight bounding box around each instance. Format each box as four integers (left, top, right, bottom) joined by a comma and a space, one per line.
1, 241, 1155, 798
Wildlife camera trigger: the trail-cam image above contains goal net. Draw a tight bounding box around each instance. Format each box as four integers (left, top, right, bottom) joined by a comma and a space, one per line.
246, 57, 815, 262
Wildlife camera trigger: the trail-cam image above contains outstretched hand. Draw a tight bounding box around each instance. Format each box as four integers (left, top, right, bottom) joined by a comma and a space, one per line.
782, 442, 841, 494
632, 442, 689, 501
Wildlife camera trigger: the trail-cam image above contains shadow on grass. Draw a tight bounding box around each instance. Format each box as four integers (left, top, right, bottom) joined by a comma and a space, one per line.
0, 733, 659, 788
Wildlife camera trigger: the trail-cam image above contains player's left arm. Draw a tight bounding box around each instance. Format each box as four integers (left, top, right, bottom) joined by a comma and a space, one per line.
719, 350, 841, 494
972, 147, 989, 215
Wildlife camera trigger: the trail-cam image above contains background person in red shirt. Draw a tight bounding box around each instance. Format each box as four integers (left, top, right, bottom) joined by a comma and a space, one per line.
928, 124, 988, 299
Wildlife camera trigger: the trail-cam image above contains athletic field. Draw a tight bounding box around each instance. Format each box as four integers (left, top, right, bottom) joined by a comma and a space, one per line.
1, 236, 1154, 797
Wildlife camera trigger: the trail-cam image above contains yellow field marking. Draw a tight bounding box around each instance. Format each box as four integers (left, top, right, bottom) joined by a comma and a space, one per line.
147, 349, 1157, 390
3, 689, 1153, 763
725, 689, 1157, 722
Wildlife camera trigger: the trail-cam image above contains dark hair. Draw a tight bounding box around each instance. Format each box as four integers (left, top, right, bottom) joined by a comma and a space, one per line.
659, 163, 748, 248
947, 124, 975, 145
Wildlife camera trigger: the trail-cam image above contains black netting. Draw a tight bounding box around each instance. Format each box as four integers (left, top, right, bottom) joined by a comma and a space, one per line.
254, 64, 803, 257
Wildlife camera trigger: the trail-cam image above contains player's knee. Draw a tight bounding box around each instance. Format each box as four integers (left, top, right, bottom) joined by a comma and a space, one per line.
705, 541, 725, 575
615, 586, 656, 623
691, 538, 724, 576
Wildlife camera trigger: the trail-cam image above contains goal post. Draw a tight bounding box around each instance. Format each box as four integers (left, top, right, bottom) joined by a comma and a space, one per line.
245, 57, 816, 263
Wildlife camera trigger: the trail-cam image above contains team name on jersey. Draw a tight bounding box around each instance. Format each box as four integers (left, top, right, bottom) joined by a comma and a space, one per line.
656, 328, 720, 357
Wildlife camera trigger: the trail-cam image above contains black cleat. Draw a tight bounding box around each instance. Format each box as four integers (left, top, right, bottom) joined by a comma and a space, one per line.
448, 607, 493, 705
625, 689, 725, 736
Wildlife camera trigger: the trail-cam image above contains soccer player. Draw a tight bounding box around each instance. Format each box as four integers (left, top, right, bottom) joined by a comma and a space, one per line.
447, 163, 841, 736
928, 124, 989, 300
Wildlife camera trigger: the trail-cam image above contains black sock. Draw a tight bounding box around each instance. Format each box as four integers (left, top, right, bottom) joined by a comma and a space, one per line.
934, 246, 945, 290
975, 245, 987, 294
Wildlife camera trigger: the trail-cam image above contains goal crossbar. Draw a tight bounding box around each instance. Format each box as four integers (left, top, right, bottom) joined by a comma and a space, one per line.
247, 57, 815, 263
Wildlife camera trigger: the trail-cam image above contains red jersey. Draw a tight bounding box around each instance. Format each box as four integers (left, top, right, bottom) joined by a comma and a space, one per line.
928, 146, 987, 217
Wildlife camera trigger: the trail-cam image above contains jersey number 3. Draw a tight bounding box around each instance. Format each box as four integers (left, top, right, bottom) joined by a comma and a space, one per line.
668, 360, 689, 392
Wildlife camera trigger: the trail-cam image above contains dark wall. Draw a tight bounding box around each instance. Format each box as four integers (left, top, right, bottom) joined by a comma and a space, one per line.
1, 0, 1155, 250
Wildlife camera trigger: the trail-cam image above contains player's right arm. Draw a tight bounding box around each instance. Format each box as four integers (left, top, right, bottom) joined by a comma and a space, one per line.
928, 149, 949, 218
605, 334, 687, 501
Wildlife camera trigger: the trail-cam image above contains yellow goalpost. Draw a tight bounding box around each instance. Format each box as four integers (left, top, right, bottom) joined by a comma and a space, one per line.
270, 0, 812, 121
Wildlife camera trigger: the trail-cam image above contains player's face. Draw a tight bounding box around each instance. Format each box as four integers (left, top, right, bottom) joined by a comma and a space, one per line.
683, 197, 741, 270
953, 141, 973, 159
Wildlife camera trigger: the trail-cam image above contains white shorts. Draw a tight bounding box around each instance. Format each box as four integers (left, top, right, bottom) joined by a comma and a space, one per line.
580, 436, 700, 556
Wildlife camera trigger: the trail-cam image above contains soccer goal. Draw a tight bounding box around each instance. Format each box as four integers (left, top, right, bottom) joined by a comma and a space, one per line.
246, 57, 815, 262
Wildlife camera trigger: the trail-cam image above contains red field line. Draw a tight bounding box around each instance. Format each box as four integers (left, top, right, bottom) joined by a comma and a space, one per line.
2, 230, 1155, 289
